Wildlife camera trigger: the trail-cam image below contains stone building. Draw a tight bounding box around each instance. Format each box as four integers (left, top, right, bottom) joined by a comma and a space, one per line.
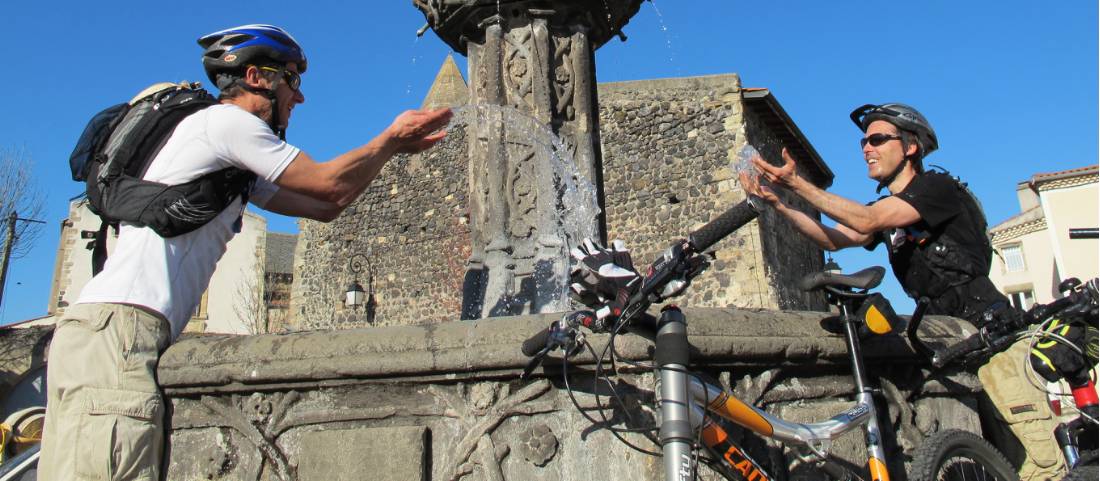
287, 59, 834, 329
265, 232, 298, 332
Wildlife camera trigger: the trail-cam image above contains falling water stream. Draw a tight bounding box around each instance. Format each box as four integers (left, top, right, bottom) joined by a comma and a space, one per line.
646, 0, 680, 75
446, 103, 602, 314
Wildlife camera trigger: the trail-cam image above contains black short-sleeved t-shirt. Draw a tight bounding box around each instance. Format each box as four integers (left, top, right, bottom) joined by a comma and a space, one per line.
865, 171, 992, 306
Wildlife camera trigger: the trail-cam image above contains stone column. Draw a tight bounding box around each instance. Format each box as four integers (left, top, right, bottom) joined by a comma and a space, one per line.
413, 1, 643, 319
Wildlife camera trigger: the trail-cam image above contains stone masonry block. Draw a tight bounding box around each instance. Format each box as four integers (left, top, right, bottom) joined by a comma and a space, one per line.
298, 426, 428, 481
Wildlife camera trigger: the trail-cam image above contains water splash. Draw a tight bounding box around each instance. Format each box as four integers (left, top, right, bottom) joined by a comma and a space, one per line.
731, 139, 766, 211
406, 35, 424, 97
731, 142, 759, 179
446, 103, 602, 313
647, 0, 680, 75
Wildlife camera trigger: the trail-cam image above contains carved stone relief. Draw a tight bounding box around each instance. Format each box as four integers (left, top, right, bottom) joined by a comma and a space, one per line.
430, 380, 555, 481
503, 28, 535, 112
552, 36, 576, 120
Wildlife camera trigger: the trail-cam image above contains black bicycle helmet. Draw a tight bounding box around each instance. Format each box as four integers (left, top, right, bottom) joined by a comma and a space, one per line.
198, 24, 307, 90
850, 103, 938, 158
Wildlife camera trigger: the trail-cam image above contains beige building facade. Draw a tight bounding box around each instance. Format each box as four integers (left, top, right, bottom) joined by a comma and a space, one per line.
46, 201, 278, 334
988, 165, 1098, 308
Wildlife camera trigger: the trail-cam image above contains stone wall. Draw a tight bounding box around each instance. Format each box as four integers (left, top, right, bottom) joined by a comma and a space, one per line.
597, 75, 828, 311
741, 94, 832, 311
288, 126, 472, 330
288, 72, 831, 328
156, 310, 981, 481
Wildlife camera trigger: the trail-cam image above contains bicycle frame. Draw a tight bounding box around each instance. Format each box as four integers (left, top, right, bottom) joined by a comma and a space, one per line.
654, 302, 891, 481
520, 201, 902, 481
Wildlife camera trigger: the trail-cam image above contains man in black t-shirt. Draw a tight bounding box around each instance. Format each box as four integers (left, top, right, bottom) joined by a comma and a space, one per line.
739, 102, 1006, 321
866, 169, 1005, 320
740, 103, 1063, 480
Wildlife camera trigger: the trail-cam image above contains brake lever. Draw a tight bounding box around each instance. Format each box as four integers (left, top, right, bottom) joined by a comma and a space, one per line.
521, 345, 553, 380
521, 320, 583, 380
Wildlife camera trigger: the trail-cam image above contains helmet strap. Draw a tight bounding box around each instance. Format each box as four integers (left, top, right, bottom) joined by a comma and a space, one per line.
876, 157, 909, 194
236, 80, 287, 140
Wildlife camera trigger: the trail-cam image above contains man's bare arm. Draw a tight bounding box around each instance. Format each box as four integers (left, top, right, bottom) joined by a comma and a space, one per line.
274, 108, 452, 208
752, 149, 921, 234
773, 201, 873, 250
261, 188, 341, 222
739, 170, 871, 250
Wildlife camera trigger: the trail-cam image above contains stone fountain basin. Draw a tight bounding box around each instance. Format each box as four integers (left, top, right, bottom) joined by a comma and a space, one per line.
158, 308, 971, 391
156, 309, 980, 481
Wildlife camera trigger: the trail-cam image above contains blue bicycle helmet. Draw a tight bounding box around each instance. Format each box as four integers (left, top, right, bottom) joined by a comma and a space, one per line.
198, 24, 307, 89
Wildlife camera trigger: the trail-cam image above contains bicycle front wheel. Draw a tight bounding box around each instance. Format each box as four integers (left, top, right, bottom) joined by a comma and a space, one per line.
909, 429, 1019, 481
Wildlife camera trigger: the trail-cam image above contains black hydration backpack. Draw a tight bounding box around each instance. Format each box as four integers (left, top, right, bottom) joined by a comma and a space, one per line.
69, 82, 256, 274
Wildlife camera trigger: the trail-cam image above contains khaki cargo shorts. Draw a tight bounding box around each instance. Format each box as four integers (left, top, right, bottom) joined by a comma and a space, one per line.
38, 303, 171, 481
979, 337, 1066, 481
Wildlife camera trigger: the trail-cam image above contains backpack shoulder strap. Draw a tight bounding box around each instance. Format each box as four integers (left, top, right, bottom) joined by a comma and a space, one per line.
90, 220, 110, 276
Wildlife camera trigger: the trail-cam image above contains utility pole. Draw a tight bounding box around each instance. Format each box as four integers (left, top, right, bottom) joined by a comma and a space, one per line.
0, 211, 46, 311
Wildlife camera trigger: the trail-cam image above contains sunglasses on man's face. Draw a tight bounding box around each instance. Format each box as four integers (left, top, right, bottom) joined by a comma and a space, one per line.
860, 133, 901, 148
259, 66, 301, 92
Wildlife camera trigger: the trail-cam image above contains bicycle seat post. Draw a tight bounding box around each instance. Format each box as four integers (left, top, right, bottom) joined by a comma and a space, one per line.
831, 291, 892, 481
835, 297, 872, 396
655, 305, 696, 481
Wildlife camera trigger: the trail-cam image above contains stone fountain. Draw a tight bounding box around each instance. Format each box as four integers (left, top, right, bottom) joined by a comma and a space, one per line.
0, 3, 994, 480
413, 0, 644, 319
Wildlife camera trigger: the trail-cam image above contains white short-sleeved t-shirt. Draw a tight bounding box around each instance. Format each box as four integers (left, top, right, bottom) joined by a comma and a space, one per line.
77, 104, 299, 340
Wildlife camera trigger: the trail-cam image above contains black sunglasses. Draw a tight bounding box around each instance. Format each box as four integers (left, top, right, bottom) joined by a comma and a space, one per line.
860, 133, 902, 148
259, 66, 301, 92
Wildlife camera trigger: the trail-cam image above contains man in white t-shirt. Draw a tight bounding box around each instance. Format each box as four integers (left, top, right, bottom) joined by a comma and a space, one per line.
39, 24, 453, 480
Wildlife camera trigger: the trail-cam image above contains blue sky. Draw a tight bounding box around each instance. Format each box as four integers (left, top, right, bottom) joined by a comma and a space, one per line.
0, 1, 1096, 323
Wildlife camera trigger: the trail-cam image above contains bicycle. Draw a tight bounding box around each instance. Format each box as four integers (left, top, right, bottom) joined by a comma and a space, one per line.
909, 272, 1098, 481
520, 199, 1018, 481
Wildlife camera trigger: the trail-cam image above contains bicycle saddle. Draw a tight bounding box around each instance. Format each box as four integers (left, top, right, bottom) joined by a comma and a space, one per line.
799, 266, 886, 292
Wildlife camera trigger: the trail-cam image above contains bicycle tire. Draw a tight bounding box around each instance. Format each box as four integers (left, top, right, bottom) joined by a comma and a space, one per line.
1062, 451, 1097, 481
909, 429, 1019, 481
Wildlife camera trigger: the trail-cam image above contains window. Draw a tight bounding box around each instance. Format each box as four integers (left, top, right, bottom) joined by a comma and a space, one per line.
1002, 244, 1026, 272
1008, 290, 1035, 311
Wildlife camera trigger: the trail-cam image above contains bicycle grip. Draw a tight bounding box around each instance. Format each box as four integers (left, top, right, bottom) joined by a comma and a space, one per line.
687, 200, 760, 252
932, 333, 987, 368
521, 326, 553, 357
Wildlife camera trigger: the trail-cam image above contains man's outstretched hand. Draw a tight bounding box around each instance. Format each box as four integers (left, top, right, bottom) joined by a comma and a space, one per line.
751, 147, 801, 189
738, 148, 801, 207
738, 169, 781, 206
384, 108, 454, 154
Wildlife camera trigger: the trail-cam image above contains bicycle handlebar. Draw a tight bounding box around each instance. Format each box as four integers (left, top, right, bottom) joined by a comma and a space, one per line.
1068, 228, 1098, 239
1025, 295, 1077, 325
521, 327, 554, 357
522, 201, 759, 363
931, 329, 1016, 368
926, 281, 1097, 368
687, 200, 760, 252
